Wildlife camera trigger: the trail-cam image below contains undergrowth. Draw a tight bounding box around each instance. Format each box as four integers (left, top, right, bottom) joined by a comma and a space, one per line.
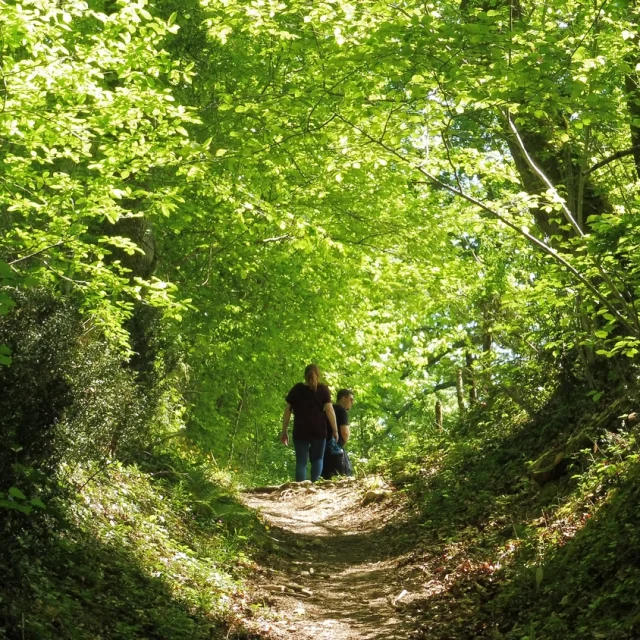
386, 386, 640, 640
0, 448, 269, 640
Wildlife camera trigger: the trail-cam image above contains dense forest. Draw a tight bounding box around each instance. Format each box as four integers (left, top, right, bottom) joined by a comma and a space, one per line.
3, 0, 640, 638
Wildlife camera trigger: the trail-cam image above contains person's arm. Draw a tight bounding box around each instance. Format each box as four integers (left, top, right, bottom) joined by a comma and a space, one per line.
339, 423, 350, 445
280, 403, 292, 445
325, 402, 339, 441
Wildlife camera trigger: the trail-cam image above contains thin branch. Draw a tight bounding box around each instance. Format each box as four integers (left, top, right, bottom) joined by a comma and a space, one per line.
0, 176, 41, 199
582, 144, 640, 177
400, 339, 468, 380
337, 114, 640, 338
508, 114, 639, 331
40, 258, 90, 286
576, 125, 590, 230
507, 114, 583, 236
76, 458, 117, 491
389, 3, 415, 20
260, 234, 292, 244
9, 241, 65, 265
379, 105, 403, 144
200, 243, 213, 286
442, 125, 464, 194
184, 230, 248, 263
566, 0, 611, 65
0, 38, 7, 114
395, 381, 457, 420
306, 69, 361, 132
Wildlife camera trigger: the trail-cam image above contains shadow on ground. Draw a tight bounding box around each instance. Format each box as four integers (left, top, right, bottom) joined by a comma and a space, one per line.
245, 483, 420, 640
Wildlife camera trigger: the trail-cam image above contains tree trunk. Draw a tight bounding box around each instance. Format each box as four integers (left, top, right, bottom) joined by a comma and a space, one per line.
624, 29, 640, 181
435, 399, 443, 429
253, 417, 260, 480
227, 381, 248, 467
460, 0, 611, 243
456, 368, 466, 415
465, 352, 478, 406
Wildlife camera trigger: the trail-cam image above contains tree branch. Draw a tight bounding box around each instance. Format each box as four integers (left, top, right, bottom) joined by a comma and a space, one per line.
582, 144, 640, 177
260, 234, 293, 244
395, 381, 457, 420
9, 241, 66, 265
400, 339, 468, 380
337, 113, 640, 338
507, 114, 583, 236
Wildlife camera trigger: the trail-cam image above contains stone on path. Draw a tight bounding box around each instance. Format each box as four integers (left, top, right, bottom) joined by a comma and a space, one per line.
362, 488, 392, 506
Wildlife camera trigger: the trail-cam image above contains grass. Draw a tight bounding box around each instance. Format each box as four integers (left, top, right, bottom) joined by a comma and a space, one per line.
4, 381, 640, 640
0, 449, 270, 640
385, 386, 640, 639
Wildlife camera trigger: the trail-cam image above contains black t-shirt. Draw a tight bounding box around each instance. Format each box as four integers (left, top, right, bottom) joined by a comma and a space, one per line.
285, 383, 331, 440
328, 403, 349, 446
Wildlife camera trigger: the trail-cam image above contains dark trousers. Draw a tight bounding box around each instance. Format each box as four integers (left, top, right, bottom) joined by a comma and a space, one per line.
321, 445, 351, 480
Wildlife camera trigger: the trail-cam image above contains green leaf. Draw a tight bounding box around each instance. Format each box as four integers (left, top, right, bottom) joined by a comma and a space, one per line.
0, 500, 32, 514
8, 487, 27, 501
0, 293, 16, 316
0, 343, 11, 367
0, 260, 13, 279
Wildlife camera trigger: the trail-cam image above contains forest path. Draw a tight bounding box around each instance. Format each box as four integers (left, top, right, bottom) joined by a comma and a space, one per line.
243, 479, 421, 640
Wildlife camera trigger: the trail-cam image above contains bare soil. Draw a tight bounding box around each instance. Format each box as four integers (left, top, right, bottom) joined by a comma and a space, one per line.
241, 479, 423, 640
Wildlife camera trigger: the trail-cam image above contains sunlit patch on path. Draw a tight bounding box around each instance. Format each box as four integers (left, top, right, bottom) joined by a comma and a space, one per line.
243, 479, 418, 640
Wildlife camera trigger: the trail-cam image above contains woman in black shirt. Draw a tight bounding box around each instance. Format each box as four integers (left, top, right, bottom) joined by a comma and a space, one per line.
280, 364, 338, 481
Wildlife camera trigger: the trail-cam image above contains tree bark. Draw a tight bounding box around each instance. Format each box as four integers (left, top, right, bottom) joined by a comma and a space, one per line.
227, 381, 248, 467
624, 0, 640, 180
465, 352, 478, 406
460, 0, 611, 242
456, 368, 466, 415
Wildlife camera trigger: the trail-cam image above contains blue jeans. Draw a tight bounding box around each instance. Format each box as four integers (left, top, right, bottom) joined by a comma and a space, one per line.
293, 438, 326, 482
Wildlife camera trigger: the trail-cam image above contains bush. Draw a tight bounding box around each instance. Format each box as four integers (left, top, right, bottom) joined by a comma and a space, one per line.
0, 288, 167, 495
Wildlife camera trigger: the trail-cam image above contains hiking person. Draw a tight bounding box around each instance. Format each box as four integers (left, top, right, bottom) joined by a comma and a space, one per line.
321, 389, 354, 480
280, 364, 339, 482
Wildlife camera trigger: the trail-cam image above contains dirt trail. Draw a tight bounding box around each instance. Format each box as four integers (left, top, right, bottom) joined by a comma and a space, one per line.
243, 479, 420, 640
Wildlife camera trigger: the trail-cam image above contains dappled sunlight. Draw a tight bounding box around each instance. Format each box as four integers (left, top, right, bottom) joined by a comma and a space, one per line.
244, 480, 415, 639
4, 0, 640, 637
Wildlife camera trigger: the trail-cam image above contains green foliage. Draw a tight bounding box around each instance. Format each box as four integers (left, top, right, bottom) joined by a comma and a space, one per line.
140, 0, 640, 484
491, 428, 640, 639
0, 289, 175, 494
381, 381, 640, 639
0, 487, 46, 515
6, 0, 640, 636
7, 0, 640, 486
0, 454, 264, 640
0, 0, 197, 351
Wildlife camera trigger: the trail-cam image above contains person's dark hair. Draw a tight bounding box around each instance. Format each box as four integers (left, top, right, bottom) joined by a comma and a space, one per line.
304, 363, 321, 391
337, 389, 353, 401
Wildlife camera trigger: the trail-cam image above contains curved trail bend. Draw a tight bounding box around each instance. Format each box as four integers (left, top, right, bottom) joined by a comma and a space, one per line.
244, 480, 420, 640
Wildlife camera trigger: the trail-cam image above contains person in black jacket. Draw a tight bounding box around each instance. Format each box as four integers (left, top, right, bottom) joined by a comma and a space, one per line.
321, 389, 354, 480
280, 364, 339, 482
